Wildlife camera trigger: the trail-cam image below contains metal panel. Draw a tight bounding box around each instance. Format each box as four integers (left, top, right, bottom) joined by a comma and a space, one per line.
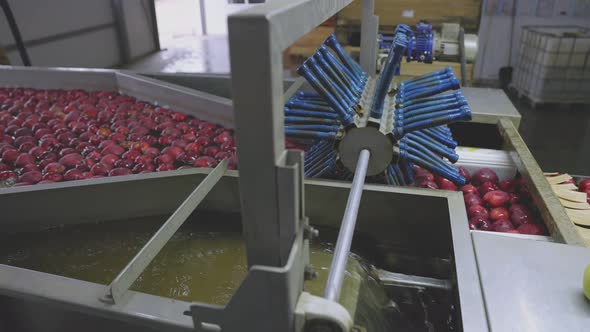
473, 232, 590, 332
497, 118, 586, 246
359, 0, 378, 75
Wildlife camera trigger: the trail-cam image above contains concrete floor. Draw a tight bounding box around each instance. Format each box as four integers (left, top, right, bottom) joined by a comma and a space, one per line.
511, 95, 590, 175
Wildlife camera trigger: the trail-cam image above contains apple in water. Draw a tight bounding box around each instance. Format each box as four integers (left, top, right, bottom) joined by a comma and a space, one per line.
483, 190, 510, 208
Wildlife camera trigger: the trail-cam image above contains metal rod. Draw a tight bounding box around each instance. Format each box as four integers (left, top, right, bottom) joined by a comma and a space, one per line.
324, 149, 370, 302
104, 159, 228, 303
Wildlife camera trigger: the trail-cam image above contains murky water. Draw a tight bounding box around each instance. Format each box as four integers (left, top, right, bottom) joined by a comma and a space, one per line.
0, 212, 393, 330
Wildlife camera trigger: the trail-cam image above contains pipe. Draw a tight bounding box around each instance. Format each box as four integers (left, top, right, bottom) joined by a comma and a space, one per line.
325, 149, 370, 302
284, 116, 340, 125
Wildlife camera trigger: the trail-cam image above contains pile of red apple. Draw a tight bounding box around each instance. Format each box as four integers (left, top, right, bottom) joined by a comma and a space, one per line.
414, 166, 548, 236
0, 87, 237, 186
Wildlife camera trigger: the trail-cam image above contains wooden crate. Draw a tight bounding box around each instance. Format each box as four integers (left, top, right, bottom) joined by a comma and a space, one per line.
338, 0, 481, 31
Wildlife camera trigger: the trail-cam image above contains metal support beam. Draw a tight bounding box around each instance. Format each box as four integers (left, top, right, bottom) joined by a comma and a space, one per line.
199, 0, 207, 36
228, 0, 353, 268
111, 0, 131, 64
103, 159, 228, 304
325, 149, 370, 302
148, 0, 161, 51
359, 0, 378, 75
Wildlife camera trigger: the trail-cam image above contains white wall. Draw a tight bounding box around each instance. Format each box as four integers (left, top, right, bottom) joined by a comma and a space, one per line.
202, 1, 258, 35
474, 0, 590, 81
0, 0, 157, 67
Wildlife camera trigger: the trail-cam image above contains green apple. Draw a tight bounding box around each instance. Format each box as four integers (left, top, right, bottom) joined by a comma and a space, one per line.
584, 264, 590, 301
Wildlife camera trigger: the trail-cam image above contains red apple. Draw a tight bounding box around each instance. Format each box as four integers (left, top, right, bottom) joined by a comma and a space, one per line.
499, 179, 516, 193
417, 180, 438, 189
18, 171, 42, 184
478, 181, 498, 196
579, 179, 590, 192
460, 184, 478, 196
472, 168, 499, 185
435, 176, 457, 191
467, 205, 489, 219
492, 219, 514, 232
489, 207, 509, 221
483, 190, 510, 207
464, 193, 483, 207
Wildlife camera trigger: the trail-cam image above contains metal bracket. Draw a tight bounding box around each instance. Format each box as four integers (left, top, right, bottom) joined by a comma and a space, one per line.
102, 159, 228, 304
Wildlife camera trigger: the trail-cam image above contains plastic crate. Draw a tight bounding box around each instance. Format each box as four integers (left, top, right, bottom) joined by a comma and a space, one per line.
512, 26, 590, 106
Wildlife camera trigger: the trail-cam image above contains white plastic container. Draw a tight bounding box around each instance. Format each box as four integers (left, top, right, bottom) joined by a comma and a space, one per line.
512, 25, 590, 106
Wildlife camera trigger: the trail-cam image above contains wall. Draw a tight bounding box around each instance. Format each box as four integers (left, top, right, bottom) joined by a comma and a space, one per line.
474, 0, 590, 82
202, 1, 258, 35
0, 0, 157, 68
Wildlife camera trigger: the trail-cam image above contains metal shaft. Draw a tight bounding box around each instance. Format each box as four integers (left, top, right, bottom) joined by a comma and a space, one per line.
324, 149, 370, 302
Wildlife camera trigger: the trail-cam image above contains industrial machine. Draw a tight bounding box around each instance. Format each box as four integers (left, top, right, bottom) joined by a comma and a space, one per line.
0, 1, 588, 332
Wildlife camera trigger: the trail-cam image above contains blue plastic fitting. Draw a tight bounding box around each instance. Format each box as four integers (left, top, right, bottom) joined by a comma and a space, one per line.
287, 101, 334, 113
285, 124, 340, 132
313, 53, 359, 102
371, 32, 409, 119
401, 150, 465, 186
422, 128, 458, 148
403, 67, 453, 85
398, 77, 460, 101
306, 58, 356, 108
319, 46, 363, 88
296, 91, 321, 98
285, 129, 337, 140
396, 99, 468, 121
400, 106, 471, 133
406, 133, 459, 163
297, 64, 354, 126
285, 108, 339, 119
401, 106, 469, 126
396, 91, 461, 109
324, 35, 365, 77
285, 115, 340, 125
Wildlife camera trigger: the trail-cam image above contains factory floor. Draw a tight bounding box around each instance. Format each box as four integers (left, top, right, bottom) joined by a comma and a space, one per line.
511, 95, 590, 176
124, 38, 590, 176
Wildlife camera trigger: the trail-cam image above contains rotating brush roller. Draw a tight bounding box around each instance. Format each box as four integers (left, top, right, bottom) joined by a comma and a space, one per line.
285, 25, 472, 186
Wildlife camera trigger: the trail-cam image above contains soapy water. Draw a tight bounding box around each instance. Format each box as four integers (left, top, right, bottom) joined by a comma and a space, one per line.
0, 211, 396, 331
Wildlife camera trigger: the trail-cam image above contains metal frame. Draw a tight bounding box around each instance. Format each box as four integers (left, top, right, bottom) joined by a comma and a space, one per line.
103, 160, 228, 304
